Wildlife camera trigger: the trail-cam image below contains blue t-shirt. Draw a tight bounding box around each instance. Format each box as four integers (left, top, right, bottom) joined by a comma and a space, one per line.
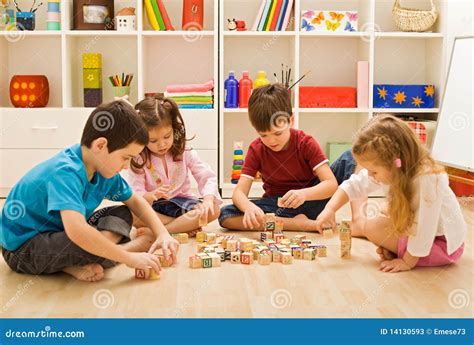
0, 144, 133, 251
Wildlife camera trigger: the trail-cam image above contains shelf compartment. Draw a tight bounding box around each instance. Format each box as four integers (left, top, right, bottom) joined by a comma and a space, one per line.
64, 35, 138, 107
142, 35, 215, 96
374, 38, 443, 108
0, 35, 63, 108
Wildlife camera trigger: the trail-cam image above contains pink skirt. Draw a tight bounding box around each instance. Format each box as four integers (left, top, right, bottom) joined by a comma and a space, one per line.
398, 235, 464, 267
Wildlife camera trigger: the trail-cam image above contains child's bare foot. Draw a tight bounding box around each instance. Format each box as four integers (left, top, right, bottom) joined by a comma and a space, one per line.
376, 246, 396, 260
63, 264, 104, 282
130, 227, 154, 240
123, 232, 154, 252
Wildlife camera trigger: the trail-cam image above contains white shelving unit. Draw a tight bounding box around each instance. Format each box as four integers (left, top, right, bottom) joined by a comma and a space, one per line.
0, 0, 457, 198
219, 0, 448, 198
0, 0, 218, 197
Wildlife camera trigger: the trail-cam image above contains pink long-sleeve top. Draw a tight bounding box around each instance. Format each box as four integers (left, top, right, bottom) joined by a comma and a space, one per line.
127, 148, 223, 204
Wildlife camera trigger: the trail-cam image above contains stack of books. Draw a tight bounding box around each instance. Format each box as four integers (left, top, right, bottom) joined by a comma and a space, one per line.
251, 0, 294, 31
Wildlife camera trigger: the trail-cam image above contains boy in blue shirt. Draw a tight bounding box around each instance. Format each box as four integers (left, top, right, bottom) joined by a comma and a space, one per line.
1, 101, 179, 282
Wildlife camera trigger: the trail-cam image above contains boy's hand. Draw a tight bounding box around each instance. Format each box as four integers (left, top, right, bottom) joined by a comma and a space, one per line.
243, 204, 265, 229
148, 233, 179, 264
125, 252, 161, 274
281, 189, 306, 209
315, 208, 336, 232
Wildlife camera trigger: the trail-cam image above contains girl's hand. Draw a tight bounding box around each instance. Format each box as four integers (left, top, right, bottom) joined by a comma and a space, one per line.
124, 252, 161, 274
198, 197, 215, 226
148, 233, 179, 264
315, 208, 336, 233
243, 204, 265, 229
154, 184, 170, 200
280, 189, 306, 209
379, 258, 412, 273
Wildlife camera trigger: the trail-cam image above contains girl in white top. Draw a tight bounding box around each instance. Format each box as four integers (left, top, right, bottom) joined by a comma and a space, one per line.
316, 114, 466, 273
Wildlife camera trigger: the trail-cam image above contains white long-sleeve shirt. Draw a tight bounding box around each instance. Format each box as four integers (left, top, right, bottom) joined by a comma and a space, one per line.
127, 149, 222, 204
340, 169, 467, 257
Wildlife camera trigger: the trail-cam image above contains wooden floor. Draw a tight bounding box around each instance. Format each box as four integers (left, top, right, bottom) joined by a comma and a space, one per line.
0, 198, 472, 318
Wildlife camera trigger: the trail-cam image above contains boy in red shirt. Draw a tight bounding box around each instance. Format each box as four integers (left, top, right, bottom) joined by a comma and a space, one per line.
219, 84, 338, 231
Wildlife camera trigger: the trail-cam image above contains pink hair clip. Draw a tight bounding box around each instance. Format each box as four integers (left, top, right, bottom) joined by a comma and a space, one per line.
394, 158, 402, 168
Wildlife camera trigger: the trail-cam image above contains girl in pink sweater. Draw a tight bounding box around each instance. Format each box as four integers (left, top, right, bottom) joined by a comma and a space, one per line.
129, 96, 222, 235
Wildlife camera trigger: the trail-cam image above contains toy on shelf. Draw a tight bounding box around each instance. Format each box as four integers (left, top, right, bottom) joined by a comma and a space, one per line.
373, 84, 435, 109
0, 0, 10, 29
108, 73, 133, 101
392, 0, 437, 32
164, 79, 214, 109
227, 18, 246, 31
9, 75, 49, 108
46, 0, 61, 31
231, 141, 244, 184
224, 71, 239, 108
182, 0, 203, 31
82, 53, 102, 107
301, 10, 358, 32
115, 7, 135, 31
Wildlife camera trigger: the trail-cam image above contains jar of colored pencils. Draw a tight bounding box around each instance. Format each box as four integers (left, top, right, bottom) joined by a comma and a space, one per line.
113, 86, 130, 100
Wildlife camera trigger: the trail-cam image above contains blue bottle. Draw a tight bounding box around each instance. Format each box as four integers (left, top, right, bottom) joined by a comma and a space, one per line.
224, 71, 239, 108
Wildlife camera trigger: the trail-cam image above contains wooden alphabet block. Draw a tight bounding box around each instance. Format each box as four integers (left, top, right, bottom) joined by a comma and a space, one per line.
206, 233, 217, 244
172, 233, 189, 244
317, 245, 327, 257
196, 232, 206, 243
272, 250, 282, 262
281, 252, 293, 264
226, 240, 238, 252
273, 233, 285, 243
215, 248, 226, 262
202, 256, 212, 268
135, 267, 160, 280
323, 229, 334, 238
303, 248, 316, 260
293, 247, 303, 259
208, 253, 221, 267
157, 255, 173, 268
231, 252, 241, 263
258, 253, 271, 265
241, 252, 253, 265
189, 255, 202, 269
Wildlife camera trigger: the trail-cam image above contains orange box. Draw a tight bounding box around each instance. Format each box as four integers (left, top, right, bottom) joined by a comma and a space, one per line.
10, 75, 49, 108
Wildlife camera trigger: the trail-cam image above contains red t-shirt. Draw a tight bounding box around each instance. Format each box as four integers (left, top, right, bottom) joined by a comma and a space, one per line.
241, 128, 328, 197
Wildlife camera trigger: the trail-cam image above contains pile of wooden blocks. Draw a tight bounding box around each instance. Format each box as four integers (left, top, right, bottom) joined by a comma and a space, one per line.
339, 219, 352, 258
188, 216, 328, 269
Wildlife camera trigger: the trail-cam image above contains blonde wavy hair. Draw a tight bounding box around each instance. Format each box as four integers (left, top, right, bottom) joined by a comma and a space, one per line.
352, 114, 444, 236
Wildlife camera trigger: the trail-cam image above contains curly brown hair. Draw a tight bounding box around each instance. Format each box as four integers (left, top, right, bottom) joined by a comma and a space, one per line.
352, 114, 444, 236
130, 95, 192, 174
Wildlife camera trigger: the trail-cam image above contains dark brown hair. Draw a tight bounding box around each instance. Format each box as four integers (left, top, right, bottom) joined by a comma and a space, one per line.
248, 83, 292, 132
130, 96, 191, 173
80, 100, 148, 153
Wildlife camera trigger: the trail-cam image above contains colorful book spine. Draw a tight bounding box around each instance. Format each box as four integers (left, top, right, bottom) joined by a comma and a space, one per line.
144, 0, 160, 30
281, 0, 293, 31
265, 0, 277, 31
270, 0, 283, 31
252, 0, 267, 31
151, 0, 166, 31
258, 0, 271, 31
157, 0, 174, 30
276, 0, 288, 30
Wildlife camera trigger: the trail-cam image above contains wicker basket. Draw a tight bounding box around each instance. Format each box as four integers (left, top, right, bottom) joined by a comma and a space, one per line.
392, 0, 438, 32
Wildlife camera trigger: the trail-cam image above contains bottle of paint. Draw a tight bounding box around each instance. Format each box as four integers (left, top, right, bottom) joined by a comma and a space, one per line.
254, 70, 270, 89
224, 71, 239, 108
238, 71, 252, 108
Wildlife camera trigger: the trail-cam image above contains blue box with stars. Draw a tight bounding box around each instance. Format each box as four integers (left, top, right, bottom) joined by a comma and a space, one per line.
373, 84, 435, 108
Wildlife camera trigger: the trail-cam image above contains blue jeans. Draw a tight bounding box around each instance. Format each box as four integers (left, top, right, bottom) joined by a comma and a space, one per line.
152, 197, 201, 218
218, 149, 356, 225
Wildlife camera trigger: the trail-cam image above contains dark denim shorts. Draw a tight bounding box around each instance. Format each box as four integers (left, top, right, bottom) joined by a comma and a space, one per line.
218, 149, 356, 224
2, 205, 132, 275
152, 197, 201, 218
